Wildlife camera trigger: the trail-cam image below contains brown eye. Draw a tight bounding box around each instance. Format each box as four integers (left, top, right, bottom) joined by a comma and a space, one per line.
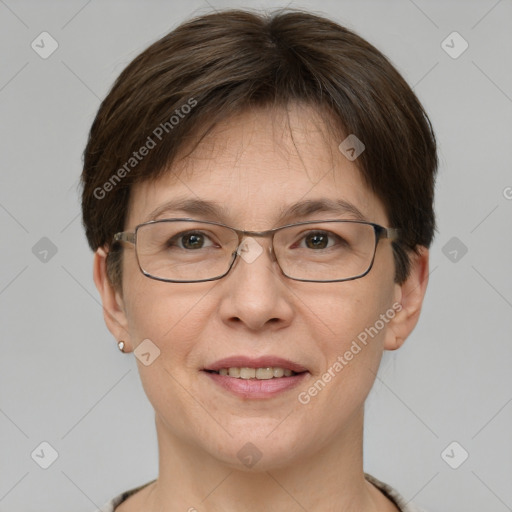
300, 231, 344, 250
181, 233, 205, 249
304, 232, 330, 249
167, 231, 214, 250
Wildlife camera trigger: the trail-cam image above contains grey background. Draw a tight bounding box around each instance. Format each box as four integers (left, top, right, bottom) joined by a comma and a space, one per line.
0, 0, 511, 511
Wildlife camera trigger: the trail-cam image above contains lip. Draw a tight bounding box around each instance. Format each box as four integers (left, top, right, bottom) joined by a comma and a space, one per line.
202, 355, 309, 400
203, 370, 309, 399
204, 356, 308, 373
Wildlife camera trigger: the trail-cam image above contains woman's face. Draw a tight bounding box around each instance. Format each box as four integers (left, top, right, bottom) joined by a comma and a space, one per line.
103, 104, 410, 470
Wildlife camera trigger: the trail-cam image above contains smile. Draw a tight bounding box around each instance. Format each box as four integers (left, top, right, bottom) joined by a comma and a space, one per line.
207, 366, 300, 379
203, 369, 309, 399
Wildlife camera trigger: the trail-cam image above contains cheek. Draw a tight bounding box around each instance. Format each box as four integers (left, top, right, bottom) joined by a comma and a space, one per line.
299, 253, 396, 396
305, 275, 394, 356
124, 278, 212, 351
121, 251, 197, 343
121, 277, 218, 434
293, 289, 390, 434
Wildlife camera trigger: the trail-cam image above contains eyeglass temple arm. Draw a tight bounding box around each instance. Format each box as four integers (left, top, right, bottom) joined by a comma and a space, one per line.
381, 227, 400, 241
113, 232, 136, 244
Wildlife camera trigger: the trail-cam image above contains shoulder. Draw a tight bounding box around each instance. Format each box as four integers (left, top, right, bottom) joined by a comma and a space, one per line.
99, 475, 432, 512
364, 473, 429, 512
96, 479, 157, 512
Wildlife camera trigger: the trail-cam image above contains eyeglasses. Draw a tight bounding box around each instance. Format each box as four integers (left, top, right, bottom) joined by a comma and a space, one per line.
112, 218, 399, 283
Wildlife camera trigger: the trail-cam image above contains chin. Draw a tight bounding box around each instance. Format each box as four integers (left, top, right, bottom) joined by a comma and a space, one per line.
204, 429, 308, 472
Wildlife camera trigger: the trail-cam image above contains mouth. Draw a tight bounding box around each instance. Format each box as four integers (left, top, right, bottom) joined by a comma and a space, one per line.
202, 356, 309, 399
204, 367, 303, 379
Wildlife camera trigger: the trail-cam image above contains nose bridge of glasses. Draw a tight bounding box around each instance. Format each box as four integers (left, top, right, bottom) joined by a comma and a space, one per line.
234, 228, 277, 262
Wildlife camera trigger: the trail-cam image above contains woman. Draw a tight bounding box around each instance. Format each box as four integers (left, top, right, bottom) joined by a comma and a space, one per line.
81, 8, 437, 511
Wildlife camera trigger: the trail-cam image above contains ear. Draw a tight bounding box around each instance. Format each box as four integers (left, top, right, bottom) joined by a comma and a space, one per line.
93, 247, 132, 352
384, 246, 429, 351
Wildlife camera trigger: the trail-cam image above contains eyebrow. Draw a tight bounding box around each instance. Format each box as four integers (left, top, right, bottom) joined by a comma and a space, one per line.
144, 197, 367, 224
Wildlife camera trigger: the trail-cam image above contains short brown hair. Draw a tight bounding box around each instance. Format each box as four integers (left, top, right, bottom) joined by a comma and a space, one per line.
80, 8, 438, 290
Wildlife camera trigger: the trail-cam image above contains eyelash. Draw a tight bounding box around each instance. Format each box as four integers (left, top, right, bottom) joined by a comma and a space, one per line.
167, 230, 345, 250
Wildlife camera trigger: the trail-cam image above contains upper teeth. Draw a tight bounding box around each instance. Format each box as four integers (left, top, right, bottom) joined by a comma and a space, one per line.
217, 367, 295, 379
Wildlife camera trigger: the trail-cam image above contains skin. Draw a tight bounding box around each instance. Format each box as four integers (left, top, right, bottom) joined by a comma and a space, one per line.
94, 103, 429, 511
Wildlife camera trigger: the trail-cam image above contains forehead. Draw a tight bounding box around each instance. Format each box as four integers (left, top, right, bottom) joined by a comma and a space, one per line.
126, 104, 388, 229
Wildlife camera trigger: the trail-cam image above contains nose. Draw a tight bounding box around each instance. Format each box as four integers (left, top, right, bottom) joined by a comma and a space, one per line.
217, 236, 294, 332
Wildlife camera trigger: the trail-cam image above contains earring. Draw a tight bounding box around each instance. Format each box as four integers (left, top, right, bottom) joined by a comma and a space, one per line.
118, 340, 126, 352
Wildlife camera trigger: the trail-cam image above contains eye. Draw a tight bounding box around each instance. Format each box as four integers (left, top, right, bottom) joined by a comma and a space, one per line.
300, 231, 341, 250
168, 231, 216, 250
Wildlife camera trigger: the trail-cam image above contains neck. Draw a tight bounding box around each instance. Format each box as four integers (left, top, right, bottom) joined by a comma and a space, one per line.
142, 408, 398, 512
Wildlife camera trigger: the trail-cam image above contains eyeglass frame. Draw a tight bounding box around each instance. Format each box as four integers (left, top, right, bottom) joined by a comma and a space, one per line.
112, 218, 400, 284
